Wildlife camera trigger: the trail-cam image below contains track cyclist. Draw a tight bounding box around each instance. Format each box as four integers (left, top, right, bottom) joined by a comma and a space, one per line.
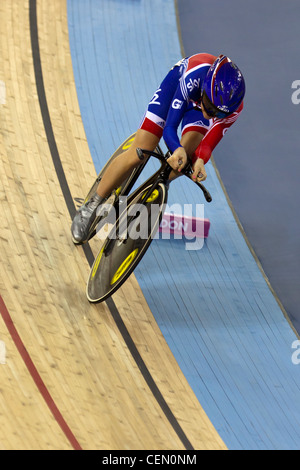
71, 53, 245, 244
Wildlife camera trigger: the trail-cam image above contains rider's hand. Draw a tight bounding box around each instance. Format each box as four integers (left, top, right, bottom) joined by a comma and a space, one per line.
167, 147, 188, 172
192, 158, 207, 182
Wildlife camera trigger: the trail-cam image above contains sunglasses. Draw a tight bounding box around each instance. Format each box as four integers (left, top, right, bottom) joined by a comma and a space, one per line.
201, 91, 230, 119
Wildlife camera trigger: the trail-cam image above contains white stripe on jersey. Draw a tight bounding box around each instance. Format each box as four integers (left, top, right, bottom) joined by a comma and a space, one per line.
180, 62, 211, 103
180, 76, 189, 101
144, 111, 166, 128
184, 62, 211, 79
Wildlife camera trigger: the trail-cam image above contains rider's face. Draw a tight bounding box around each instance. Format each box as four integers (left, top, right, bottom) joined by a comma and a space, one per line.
200, 93, 215, 120
201, 91, 232, 120
200, 103, 212, 120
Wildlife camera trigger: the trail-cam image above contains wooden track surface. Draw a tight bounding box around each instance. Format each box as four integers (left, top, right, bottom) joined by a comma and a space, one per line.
0, 0, 226, 450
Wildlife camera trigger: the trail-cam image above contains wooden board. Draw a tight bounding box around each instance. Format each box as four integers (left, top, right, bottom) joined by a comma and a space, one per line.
0, 0, 226, 450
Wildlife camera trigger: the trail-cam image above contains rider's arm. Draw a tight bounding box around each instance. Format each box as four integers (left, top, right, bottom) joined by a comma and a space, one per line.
163, 84, 188, 153
193, 102, 244, 164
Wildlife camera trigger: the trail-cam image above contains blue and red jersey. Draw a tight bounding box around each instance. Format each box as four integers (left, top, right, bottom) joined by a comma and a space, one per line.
140, 53, 243, 164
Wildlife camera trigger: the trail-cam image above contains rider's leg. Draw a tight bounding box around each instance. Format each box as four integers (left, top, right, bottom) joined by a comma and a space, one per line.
96, 129, 160, 198
71, 130, 159, 244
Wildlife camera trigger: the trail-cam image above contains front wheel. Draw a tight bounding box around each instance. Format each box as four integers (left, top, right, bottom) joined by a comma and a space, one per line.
86, 182, 167, 303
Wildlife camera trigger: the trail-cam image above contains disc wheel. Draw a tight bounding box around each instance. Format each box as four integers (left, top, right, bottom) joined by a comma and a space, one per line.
86, 183, 167, 303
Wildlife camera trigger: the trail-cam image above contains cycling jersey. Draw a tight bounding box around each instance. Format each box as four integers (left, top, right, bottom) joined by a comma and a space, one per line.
139, 53, 243, 164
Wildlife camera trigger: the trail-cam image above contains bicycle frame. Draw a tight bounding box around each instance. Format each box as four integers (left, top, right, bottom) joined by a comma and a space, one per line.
86, 144, 212, 303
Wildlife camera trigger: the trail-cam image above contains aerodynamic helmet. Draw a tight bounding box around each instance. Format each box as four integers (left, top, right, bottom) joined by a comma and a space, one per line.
201, 55, 245, 119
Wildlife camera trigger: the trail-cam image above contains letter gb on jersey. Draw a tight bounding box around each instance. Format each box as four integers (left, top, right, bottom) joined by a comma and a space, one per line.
172, 99, 183, 109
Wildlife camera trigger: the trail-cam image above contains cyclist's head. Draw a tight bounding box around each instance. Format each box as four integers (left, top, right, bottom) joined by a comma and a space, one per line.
201, 55, 245, 119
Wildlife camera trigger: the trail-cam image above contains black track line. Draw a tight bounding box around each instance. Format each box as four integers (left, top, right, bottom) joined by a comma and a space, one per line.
29, 0, 194, 451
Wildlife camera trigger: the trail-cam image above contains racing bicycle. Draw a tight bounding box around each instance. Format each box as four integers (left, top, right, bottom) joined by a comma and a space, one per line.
84, 134, 212, 303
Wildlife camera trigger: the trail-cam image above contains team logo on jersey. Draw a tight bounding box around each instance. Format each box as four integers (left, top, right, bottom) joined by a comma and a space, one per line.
186, 77, 201, 93
194, 120, 208, 128
149, 89, 161, 106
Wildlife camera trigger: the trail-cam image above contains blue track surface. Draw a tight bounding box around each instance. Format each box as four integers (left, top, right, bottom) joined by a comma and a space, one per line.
68, 0, 300, 450
177, 0, 300, 336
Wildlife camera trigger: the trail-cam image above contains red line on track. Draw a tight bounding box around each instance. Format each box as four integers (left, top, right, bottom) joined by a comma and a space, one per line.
0, 295, 82, 450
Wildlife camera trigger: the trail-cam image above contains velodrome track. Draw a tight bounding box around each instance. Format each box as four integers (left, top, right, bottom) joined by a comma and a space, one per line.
0, 0, 299, 450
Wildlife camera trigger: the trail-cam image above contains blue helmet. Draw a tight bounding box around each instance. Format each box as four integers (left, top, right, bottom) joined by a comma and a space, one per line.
202, 55, 245, 118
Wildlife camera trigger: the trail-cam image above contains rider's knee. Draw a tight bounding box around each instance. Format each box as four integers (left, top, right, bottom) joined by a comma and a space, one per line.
124, 147, 143, 168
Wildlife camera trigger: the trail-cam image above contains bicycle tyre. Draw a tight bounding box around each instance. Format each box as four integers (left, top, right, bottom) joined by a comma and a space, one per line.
86, 182, 167, 303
